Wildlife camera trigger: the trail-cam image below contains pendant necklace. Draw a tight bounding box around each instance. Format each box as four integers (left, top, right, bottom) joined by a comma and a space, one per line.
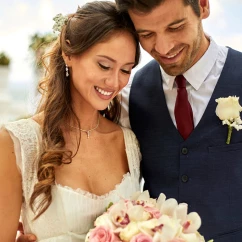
69, 114, 100, 139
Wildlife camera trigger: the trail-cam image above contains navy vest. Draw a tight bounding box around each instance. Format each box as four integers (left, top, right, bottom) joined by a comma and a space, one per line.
129, 48, 242, 241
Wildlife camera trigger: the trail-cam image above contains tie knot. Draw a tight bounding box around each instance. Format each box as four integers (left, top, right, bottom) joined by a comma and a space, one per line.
175, 75, 186, 88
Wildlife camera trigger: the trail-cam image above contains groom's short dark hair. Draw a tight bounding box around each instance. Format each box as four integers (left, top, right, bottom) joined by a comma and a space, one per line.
115, 0, 200, 17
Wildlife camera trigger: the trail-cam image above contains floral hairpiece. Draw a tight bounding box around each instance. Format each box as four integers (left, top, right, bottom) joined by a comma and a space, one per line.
52, 13, 68, 33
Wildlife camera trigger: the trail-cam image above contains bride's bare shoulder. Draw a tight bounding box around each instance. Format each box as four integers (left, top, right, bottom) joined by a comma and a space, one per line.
0, 126, 16, 166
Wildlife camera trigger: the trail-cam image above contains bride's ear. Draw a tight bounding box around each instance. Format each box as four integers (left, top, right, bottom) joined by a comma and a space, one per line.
62, 51, 72, 67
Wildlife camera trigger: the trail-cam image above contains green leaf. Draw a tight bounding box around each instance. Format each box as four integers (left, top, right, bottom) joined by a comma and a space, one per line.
106, 202, 113, 211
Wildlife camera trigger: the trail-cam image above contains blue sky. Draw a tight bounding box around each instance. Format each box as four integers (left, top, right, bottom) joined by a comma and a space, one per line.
0, 0, 242, 84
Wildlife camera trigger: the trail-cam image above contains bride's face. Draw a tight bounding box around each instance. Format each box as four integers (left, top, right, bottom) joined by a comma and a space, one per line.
67, 31, 136, 111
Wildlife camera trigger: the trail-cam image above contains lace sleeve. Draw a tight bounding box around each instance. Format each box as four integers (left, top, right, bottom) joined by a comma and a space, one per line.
121, 127, 141, 180
3, 119, 41, 201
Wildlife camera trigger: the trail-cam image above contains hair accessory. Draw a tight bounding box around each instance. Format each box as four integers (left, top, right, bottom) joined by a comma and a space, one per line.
69, 114, 100, 139
53, 13, 68, 33
65, 64, 69, 77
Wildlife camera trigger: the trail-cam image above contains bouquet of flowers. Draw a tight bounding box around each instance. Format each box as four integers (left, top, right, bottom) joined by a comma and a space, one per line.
85, 190, 213, 242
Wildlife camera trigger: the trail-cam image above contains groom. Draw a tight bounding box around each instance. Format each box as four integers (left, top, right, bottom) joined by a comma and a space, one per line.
116, 0, 242, 241
17, 0, 242, 241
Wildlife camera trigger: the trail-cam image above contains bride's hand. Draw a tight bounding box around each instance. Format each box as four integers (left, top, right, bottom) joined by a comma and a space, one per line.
16, 222, 37, 242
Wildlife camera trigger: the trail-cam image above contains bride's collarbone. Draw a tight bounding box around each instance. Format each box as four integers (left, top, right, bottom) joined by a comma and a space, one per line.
66, 127, 126, 160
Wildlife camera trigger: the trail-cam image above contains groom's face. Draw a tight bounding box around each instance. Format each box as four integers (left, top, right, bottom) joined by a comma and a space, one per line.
128, 0, 209, 76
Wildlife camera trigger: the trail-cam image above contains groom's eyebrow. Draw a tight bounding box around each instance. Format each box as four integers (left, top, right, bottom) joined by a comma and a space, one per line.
136, 29, 151, 34
136, 18, 186, 33
167, 18, 186, 27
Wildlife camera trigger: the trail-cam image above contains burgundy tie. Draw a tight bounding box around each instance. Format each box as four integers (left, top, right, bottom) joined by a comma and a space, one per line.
174, 75, 194, 139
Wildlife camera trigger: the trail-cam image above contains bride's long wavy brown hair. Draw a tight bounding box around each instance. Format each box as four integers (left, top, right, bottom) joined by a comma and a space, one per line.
29, 1, 140, 219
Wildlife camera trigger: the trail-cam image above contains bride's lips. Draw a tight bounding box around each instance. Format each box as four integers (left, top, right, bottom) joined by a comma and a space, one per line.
156, 47, 185, 65
94, 86, 114, 100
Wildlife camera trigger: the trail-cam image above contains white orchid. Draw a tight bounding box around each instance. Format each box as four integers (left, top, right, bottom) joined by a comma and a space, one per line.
94, 212, 115, 230
160, 198, 179, 217
152, 217, 182, 242
175, 203, 188, 224
179, 231, 205, 242
182, 212, 202, 234
131, 190, 157, 207
108, 200, 130, 227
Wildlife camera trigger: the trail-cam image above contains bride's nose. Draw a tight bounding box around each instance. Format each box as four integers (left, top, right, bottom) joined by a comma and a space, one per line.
104, 71, 119, 89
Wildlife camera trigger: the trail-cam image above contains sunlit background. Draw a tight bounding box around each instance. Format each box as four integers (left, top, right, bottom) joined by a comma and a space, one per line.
0, 0, 242, 123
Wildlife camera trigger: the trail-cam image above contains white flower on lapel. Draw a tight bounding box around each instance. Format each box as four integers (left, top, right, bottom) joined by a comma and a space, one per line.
215, 96, 242, 144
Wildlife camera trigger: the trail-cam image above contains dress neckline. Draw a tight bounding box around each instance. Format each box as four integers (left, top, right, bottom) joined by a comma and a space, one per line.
55, 172, 132, 200
27, 118, 133, 200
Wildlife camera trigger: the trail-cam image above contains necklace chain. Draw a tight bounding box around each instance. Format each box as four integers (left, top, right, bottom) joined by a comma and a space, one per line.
69, 114, 100, 139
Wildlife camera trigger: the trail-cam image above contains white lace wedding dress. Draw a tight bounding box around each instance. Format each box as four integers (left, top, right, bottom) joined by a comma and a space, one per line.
4, 119, 141, 242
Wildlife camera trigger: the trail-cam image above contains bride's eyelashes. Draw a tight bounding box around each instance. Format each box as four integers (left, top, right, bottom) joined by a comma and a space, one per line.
98, 62, 110, 70
98, 62, 132, 75
121, 69, 131, 75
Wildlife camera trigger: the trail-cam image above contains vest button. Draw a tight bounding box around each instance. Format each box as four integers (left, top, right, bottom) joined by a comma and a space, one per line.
181, 147, 188, 155
181, 175, 189, 183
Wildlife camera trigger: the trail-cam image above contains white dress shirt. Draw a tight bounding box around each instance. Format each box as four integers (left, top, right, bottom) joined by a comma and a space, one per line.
119, 37, 228, 129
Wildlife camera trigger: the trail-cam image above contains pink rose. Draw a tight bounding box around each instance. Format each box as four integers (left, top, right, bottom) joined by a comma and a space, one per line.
130, 233, 153, 242
144, 206, 161, 219
89, 226, 121, 242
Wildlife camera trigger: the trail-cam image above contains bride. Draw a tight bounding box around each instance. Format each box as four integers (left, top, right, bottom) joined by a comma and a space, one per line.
0, 1, 141, 241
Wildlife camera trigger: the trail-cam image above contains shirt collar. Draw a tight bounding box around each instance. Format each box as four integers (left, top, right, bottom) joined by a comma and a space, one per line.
160, 36, 219, 90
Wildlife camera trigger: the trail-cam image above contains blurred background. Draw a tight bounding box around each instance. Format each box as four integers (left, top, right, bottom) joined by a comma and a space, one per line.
0, 0, 241, 123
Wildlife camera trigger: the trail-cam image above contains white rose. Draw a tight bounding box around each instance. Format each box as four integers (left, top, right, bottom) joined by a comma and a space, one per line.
215, 96, 242, 120
119, 222, 140, 242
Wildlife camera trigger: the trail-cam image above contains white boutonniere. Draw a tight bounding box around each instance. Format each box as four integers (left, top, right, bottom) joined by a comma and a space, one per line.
215, 96, 242, 144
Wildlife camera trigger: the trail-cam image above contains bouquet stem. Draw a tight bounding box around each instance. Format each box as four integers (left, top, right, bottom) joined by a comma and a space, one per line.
226, 125, 233, 144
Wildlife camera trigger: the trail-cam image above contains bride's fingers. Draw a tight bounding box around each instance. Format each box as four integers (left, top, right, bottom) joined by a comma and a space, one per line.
16, 234, 37, 242
17, 222, 24, 234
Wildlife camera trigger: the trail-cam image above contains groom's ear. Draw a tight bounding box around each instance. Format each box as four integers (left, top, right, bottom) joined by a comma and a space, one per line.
199, 0, 210, 19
